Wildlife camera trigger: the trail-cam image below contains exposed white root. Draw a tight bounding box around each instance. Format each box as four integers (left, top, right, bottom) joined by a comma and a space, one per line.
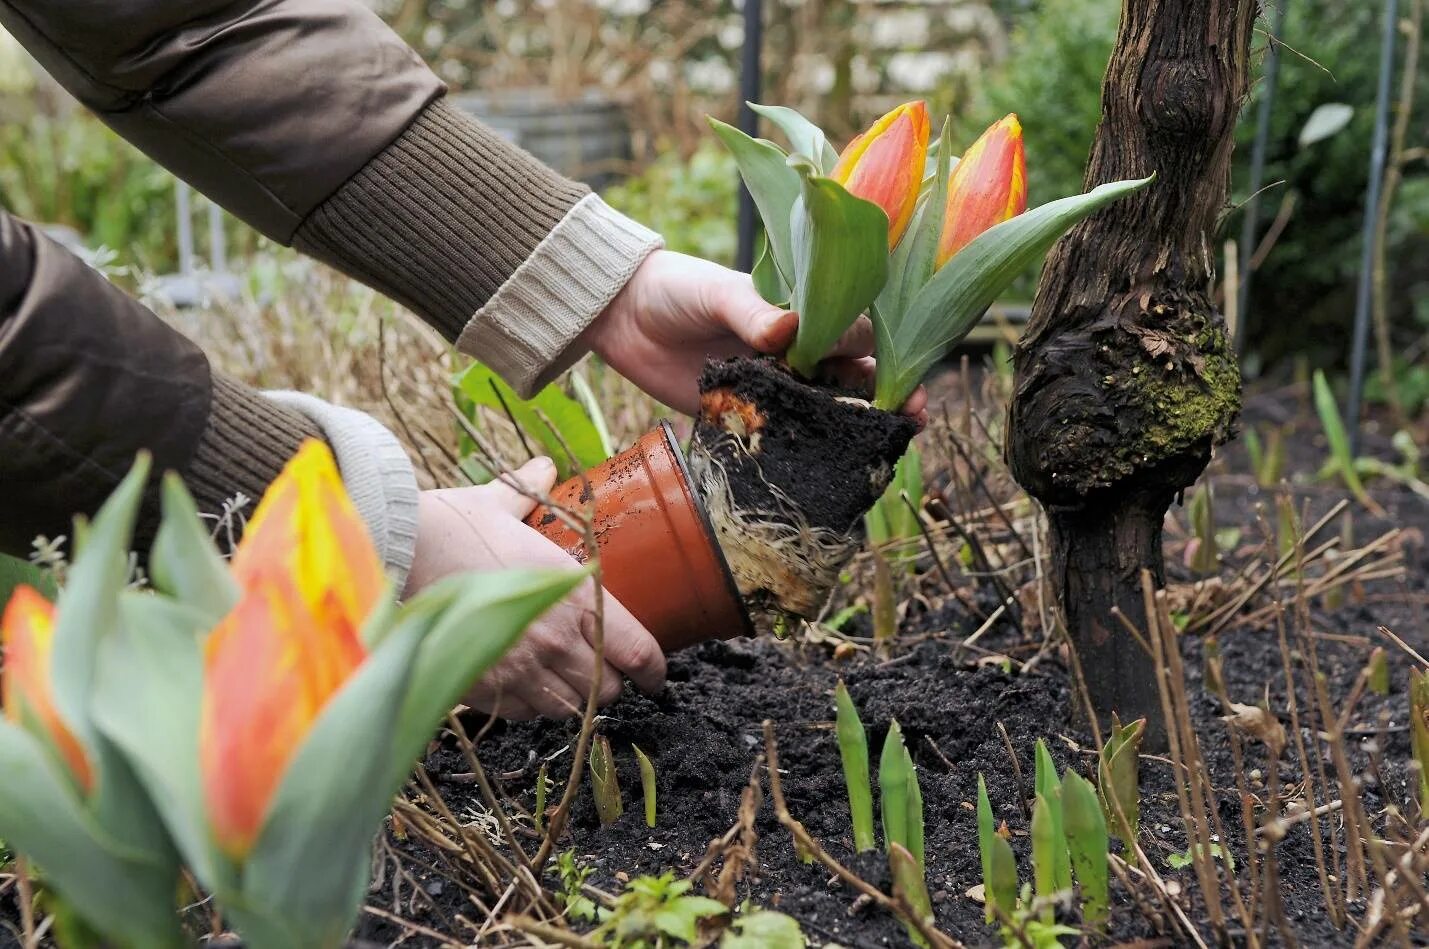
689, 431, 865, 632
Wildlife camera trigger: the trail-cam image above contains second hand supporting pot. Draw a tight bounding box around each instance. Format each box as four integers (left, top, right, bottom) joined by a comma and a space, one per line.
524, 421, 754, 653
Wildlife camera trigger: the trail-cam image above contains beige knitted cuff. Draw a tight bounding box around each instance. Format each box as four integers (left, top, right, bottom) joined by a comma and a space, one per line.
455, 194, 663, 396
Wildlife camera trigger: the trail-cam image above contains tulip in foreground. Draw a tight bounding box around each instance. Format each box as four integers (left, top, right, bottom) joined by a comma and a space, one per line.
2, 584, 92, 792
937, 114, 1028, 266
832, 100, 932, 247
201, 440, 380, 858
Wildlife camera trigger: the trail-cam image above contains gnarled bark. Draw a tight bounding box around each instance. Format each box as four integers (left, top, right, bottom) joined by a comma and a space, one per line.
1007, 0, 1256, 747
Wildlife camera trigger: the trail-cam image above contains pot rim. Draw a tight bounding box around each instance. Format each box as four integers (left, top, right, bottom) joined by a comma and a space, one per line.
657, 419, 757, 641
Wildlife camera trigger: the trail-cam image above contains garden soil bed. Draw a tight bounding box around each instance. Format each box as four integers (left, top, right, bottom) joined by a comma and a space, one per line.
362, 456, 1428, 946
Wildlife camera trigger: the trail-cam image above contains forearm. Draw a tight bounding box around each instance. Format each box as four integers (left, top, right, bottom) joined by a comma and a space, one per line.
0, 214, 417, 582
0, 0, 662, 397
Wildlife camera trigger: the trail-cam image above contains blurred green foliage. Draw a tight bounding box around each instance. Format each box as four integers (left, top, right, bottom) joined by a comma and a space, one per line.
0, 109, 180, 271
955, 0, 1429, 371
602, 143, 737, 267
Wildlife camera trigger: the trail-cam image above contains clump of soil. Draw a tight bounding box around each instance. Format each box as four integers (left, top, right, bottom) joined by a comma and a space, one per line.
689, 356, 917, 628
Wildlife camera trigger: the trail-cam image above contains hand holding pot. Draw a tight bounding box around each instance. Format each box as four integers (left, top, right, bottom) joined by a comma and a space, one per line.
403, 458, 666, 720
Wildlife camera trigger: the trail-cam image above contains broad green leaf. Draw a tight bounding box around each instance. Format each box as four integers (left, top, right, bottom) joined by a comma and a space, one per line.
889, 842, 932, 948
875, 175, 1154, 409
1030, 795, 1060, 922
987, 833, 1019, 925
834, 681, 875, 852
1062, 771, 1109, 930
976, 774, 998, 923
243, 606, 428, 947
879, 719, 910, 855
1097, 716, 1144, 843
92, 593, 232, 892
786, 164, 890, 377
569, 369, 615, 459
653, 896, 728, 942
386, 568, 583, 789
0, 724, 185, 949
455, 361, 608, 480
149, 473, 240, 623
748, 102, 839, 171
0, 554, 54, 604
752, 230, 791, 306
708, 117, 800, 282
721, 910, 806, 948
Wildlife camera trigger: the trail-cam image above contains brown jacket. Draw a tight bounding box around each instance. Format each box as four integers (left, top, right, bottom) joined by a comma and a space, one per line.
0, 1, 660, 564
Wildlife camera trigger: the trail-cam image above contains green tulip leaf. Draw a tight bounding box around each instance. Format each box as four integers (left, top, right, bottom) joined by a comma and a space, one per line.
149, 473, 240, 624
386, 567, 584, 789
1062, 770, 1110, 930
748, 102, 839, 171
879, 719, 910, 855
708, 116, 801, 283
752, 230, 791, 307
92, 592, 232, 892
874, 174, 1154, 409
976, 774, 1000, 923
0, 723, 185, 948
456, 361, 609, 481
786, 164, 890, 378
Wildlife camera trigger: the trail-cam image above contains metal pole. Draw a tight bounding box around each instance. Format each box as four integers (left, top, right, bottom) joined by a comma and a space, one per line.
735, 0, 764, 273
175, 179, 195, 276
1346, 0, 1398, 455
1234, 0, 1289, 354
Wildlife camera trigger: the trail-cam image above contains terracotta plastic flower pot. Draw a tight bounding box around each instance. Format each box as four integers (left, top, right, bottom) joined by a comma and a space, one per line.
523, 421, 754, 652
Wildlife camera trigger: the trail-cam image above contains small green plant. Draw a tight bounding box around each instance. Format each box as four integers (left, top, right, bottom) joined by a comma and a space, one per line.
1368, 647, 1390, 696
1167, 842, 1236, 872
535, 762, 550, 833
590, 735, 624, 826
1411, 668, 1429, 812
879, 720, 932, 945
1243, 425, 1288, 487
833, 680, 876, 852
556, 848, 599, 923
720, 908, 807, 948
1312, 369, 1372, 507
455, 361, 611, 481
870, 548, 898, 649
978, 757, 1112, 943
592, 871, 728, 947
633, 745, 657, 829
1097, 715, 1145, 843
1185, 485, 1218, 573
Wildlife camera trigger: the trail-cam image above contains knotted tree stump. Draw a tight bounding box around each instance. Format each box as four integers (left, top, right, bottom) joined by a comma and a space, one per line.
1007, 0, 1257, 748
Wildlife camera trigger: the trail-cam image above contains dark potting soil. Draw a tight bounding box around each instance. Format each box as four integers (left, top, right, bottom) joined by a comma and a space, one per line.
354, 458, 1428, 948
694, 357, 918, 535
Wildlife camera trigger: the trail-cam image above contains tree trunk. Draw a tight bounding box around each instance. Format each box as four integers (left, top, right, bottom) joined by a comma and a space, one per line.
1007, 0, 1256, 749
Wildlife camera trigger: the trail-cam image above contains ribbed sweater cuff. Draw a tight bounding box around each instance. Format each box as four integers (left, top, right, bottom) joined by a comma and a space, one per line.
266, 392, 420, 589
293, 97, 590, 342
456, 194, 663, 396
181, 376, 325, 548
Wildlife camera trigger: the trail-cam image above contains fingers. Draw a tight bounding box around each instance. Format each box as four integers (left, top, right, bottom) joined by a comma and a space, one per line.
589, 594, 667, 695
900, 385, 929, 429
483, 457, 559, 519
825, 315, 875, 360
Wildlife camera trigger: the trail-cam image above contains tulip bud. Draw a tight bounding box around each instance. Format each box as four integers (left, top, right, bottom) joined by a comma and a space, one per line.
201, 441, 381, 858
831, 101, 931, 247
937, 114, 1028, 267
2, 585, 93, 792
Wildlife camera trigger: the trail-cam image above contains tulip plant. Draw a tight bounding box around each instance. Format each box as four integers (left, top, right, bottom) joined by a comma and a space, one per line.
710, 102, 1151, 410
0, 442, 580, 948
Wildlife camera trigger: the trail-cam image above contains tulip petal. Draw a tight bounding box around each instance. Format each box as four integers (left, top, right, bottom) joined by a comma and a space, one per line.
832, 101, 930, 247
937, 114, 1028, 267
202, 441, 376, 858
2, 586, 93, 792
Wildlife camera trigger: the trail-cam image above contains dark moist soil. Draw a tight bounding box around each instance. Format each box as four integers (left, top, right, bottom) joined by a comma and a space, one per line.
694, 356, 917, 535
355, 415, 1428, 949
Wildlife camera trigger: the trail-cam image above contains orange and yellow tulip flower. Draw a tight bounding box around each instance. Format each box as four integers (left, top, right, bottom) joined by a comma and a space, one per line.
937, 114, 1028, 267
201, 440, 383, 858
2, 585, 93, 792
832, 101, 931, 247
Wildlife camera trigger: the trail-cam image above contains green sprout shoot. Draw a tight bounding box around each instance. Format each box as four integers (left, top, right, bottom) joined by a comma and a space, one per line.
589, 736, 623, 826
1032, 740, 1072, 892
1097, 716, 1145, 843
633, 745, 657, 829
890, 842, 933, 948
1368, 647, 1390, 696
977, 773, 1017, 924
534, 762, 548, 834
1061, 770, 1109, 930
879, 720, 911, 854
834, 681, 876, 851
1411, 669, 1429, 812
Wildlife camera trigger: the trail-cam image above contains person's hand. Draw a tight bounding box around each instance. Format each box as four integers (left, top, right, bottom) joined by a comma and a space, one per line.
582, 250, 928, 424
402, 457, 666, 720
